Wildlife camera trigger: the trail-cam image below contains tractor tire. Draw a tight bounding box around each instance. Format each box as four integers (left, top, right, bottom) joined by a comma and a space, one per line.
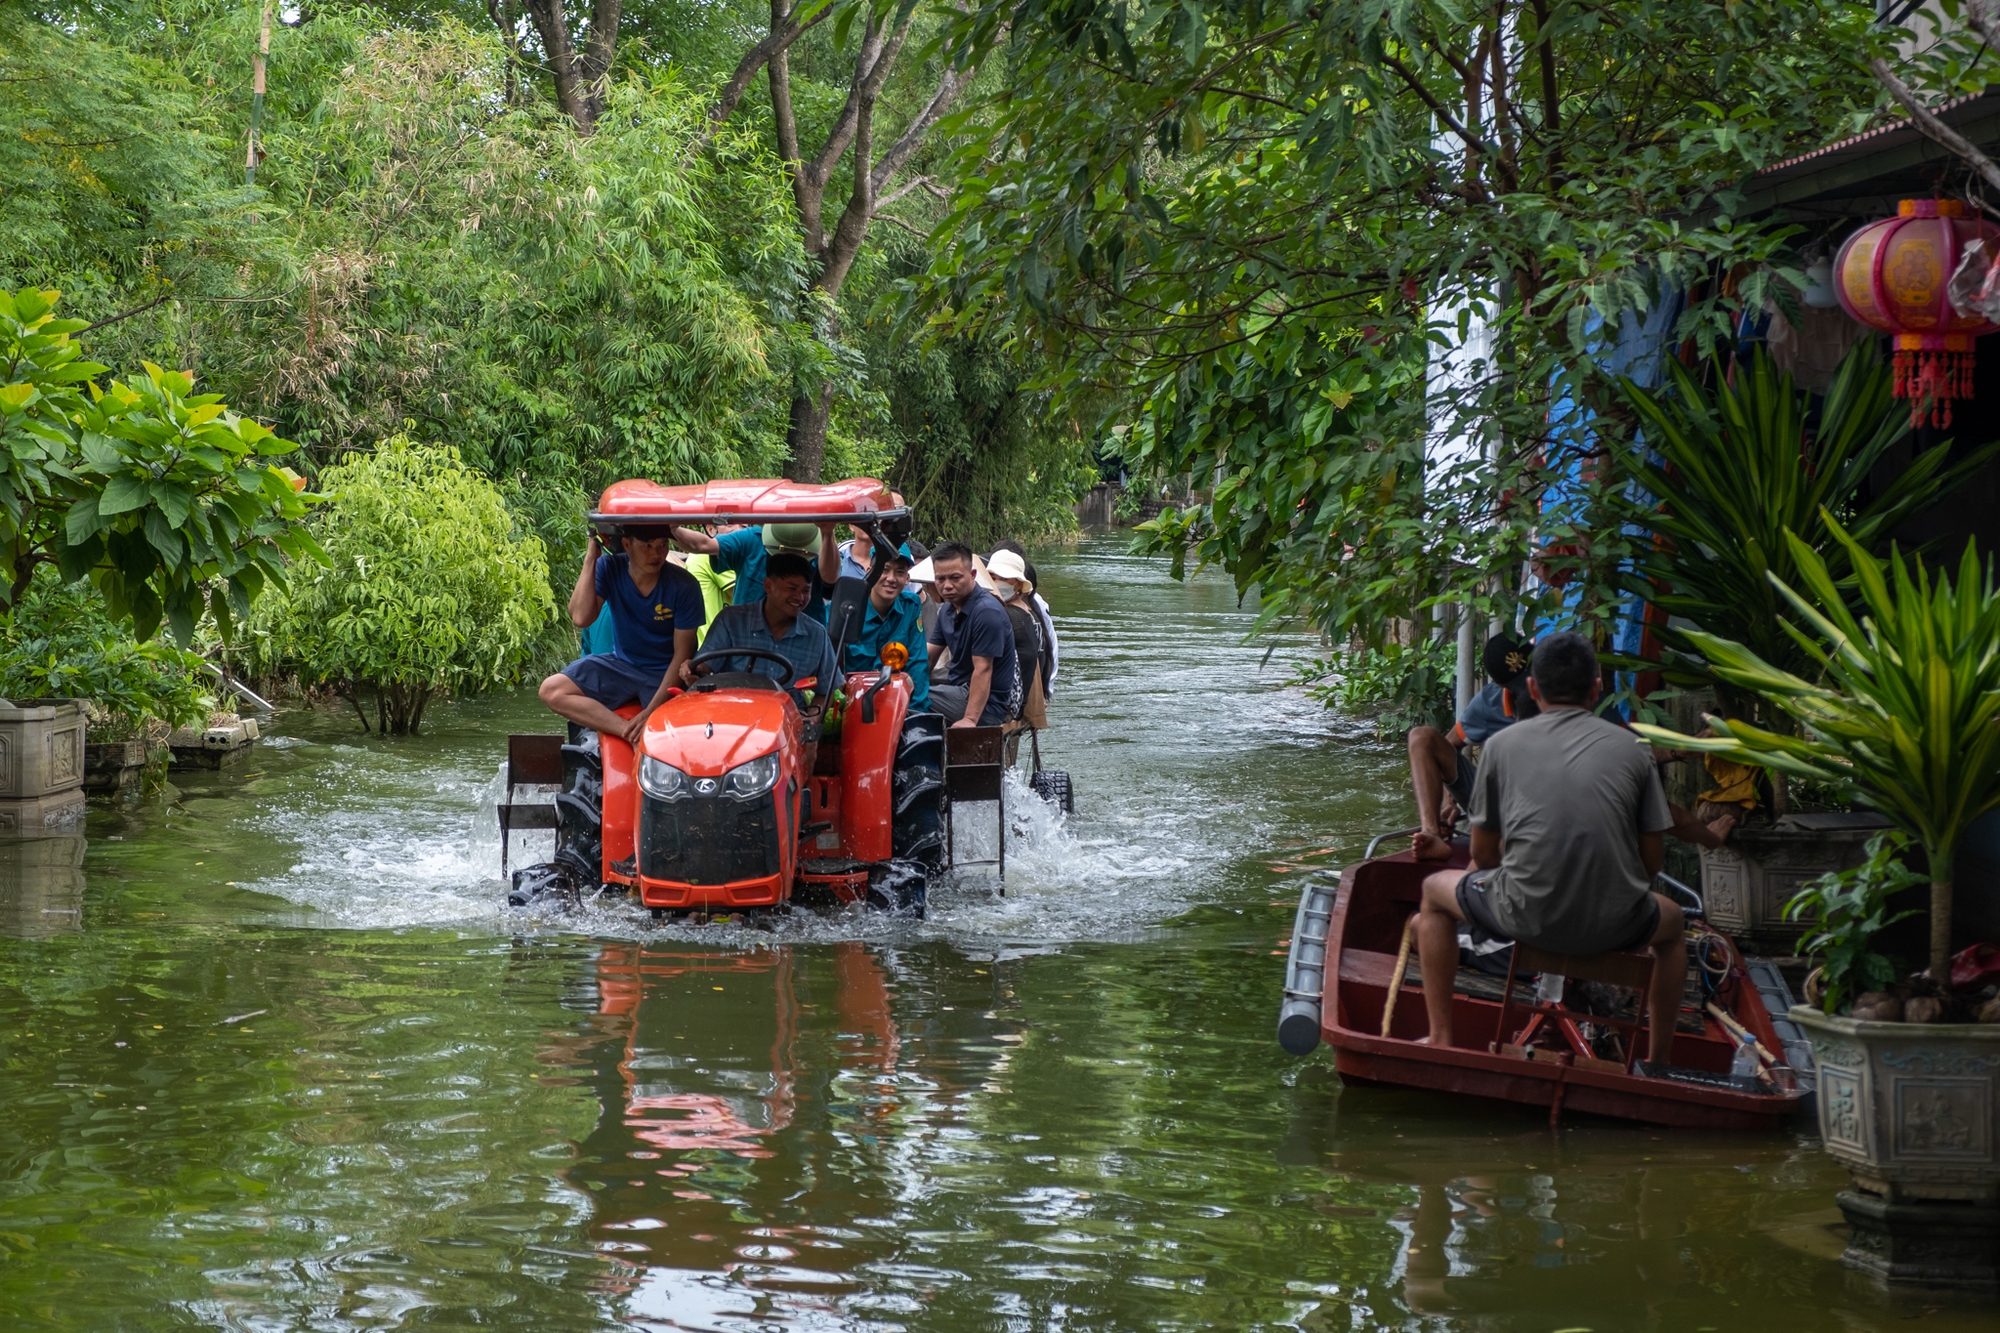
1030, 769, 1074, 814
867, 859, 928, 918
891, 712, 947, 877
509, 861, 584, 908
553, 735, 604, 884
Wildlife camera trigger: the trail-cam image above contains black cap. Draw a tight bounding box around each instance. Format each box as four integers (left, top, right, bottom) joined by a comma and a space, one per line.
1483, 633, 1533, 686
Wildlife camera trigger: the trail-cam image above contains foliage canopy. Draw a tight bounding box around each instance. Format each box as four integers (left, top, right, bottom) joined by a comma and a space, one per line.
921, 0, 1893, 647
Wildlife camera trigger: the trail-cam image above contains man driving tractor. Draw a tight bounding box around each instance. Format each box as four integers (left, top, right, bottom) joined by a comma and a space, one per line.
684, 551, 843, 705
538, 525, 704, 744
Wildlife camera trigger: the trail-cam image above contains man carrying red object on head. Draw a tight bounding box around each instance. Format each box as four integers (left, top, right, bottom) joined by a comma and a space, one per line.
538, 522, 704, 746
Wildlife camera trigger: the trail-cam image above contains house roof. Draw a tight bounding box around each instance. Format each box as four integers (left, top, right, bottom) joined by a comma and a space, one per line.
1737, 89, 2000, 222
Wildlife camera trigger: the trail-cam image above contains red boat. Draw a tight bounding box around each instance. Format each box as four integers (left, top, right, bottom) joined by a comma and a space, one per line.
1279, 845, 1811, 1131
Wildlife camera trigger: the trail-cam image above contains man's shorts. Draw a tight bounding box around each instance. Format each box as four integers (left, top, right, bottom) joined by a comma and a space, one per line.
1444, 751, 1477, 810
560, 654, 665, 711
1454, 867, 1511, 941
1457, 867, 1663, 953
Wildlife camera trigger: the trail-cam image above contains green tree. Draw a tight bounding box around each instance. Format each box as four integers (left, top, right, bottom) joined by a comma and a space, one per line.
0, 568, 213, 736
248, 437, 560, 734
919, 0, 1894, 649
1, 286, 322, 644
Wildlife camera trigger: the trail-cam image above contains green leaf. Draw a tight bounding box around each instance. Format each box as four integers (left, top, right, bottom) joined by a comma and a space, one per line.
64, 494, 102, 546
150, 479, 194, 528
97, 471, 149, 516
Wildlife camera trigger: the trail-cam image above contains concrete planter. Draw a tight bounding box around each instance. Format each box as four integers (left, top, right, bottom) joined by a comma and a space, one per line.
0, 698, 87, 832
167, 714, 260, 770
1699, 812, 1894, 954
1793, 1005, 2000, 1286
83, 739, 151, 792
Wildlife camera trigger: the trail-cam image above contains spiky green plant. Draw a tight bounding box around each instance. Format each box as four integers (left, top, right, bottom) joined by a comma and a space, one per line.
1616, 343, 2000, 708
1633, 516, 2000, 984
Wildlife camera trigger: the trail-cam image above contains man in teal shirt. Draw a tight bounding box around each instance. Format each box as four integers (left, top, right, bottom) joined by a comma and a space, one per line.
840, 551, 930, 708
670, 522, 841, 620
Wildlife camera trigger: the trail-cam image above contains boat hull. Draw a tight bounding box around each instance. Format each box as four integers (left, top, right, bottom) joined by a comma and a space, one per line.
1318, 851, 1807, 1131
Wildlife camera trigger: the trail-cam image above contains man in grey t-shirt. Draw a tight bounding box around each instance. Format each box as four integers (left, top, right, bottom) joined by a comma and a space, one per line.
1414, 632, 1688, 1066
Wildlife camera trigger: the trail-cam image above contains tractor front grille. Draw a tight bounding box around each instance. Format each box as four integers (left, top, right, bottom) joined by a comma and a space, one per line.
639, 791, 783, 885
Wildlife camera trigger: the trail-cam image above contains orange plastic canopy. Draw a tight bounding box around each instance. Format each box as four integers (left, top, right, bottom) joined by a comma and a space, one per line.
590, 478, 903, 526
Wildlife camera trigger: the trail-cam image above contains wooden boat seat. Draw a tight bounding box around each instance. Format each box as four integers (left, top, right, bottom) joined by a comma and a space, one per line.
1494, 942, 1656, 1072
1401, 955, 1706, 1032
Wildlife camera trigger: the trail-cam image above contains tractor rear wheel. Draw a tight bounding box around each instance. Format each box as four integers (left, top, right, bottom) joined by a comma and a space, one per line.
883, 712, 946, 916
1029, 769, 1073, 814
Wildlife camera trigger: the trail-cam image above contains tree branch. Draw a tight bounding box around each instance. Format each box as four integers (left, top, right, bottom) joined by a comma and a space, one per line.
876, 213, 930, 238
870, 63, 973, 198
1868, 55, 2000, 200
875, 174, 947, 208
804, 17, 895, 191
691, 2, 833, 159
1380, 53, 1489, 169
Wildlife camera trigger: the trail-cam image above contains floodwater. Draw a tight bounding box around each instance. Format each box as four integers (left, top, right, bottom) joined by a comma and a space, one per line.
0, 539, 1988, 1330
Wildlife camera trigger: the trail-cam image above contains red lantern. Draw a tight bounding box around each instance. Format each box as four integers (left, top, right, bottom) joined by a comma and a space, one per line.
1835, 198, 2000, 428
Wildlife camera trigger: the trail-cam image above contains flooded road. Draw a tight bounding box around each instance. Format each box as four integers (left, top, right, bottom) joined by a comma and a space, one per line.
0, 539, 1985, 1330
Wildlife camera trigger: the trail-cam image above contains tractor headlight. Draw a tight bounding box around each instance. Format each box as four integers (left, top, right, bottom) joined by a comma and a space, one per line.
639, 755, 690, 800
722, 752, 780, 798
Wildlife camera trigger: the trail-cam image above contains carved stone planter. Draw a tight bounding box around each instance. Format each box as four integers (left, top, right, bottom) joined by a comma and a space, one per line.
0, 698, 87, 832
83, 739, 151, 792
1699, 812, 1894, 954
1793, 1006, 2000, 1286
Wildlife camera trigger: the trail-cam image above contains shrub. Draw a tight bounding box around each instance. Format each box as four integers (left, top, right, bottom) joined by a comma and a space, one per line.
249, 437, 558, 734
1295, 638, 1456, 739
0, 570, 211, 736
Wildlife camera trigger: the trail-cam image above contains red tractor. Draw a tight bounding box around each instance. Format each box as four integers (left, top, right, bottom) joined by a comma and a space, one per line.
503, 480, 948, 917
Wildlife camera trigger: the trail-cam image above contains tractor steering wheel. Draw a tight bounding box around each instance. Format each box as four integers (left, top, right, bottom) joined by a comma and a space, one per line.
686, 645, 796, 687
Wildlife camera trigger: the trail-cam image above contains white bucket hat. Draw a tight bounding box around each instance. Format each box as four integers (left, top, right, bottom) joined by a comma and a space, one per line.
986, 549, 1032, 594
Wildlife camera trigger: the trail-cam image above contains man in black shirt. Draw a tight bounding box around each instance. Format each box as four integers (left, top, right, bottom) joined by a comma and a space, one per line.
925, 541, 1020, 727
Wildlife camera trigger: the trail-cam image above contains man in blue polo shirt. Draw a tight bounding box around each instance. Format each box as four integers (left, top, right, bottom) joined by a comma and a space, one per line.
925, 541, 1019, 728
539, 526, 706, 744
670, 522, 842, 620
684, 552, 843, 707
840, 550, 930, 708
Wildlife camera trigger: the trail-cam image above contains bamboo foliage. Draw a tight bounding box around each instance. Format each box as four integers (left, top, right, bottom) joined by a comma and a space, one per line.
1632, 517, 2000, 982
1616, 343, 2000, 702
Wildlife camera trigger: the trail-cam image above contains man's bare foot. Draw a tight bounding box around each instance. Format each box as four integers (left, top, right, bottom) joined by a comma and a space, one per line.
1411, 830, 1454, 861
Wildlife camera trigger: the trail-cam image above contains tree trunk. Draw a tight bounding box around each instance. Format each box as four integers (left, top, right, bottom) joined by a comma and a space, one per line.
724, 5, 975, 480
521, 0, 594, 132
1930, 875, 1954, 984
785, 385, 833, 482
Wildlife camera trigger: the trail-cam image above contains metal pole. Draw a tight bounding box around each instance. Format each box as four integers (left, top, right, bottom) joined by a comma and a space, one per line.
246, 2, 272, 185
1454, 603, 1476, 716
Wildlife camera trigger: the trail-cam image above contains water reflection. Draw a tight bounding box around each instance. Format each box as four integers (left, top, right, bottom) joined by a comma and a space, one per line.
562, 940, 1011, 1328
0, 833, 84, 937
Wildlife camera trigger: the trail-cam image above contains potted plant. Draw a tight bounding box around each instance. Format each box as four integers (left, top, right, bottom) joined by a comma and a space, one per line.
1633, 520, 2000, 1286
1616, 344, 1999, 950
